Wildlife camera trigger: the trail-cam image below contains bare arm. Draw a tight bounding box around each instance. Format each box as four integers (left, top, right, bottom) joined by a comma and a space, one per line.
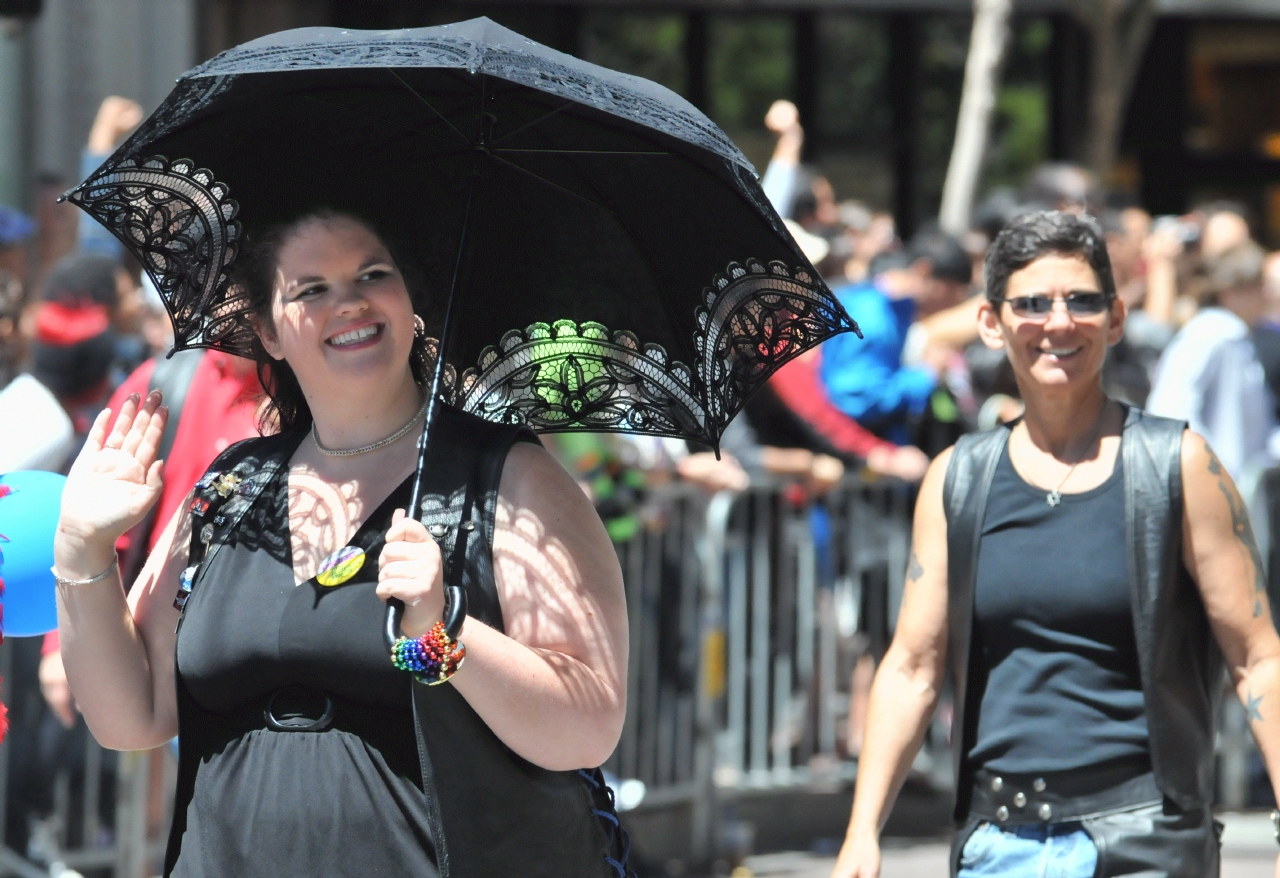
1182, 434, 1280, 816
1140, 228, 1181, 327
55, 391, 185, 750
917, 293, 983, 352
832, 448, 953, 878
378, 442, 628, 770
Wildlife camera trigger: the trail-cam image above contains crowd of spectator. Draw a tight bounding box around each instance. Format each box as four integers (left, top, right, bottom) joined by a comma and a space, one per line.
691, 98, 1280, 519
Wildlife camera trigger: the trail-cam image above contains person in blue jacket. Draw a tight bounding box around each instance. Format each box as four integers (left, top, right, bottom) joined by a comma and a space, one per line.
821, 229, 972, 445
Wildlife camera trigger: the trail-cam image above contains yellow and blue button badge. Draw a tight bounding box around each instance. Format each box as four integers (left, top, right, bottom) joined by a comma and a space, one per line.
316, 546, 366, 587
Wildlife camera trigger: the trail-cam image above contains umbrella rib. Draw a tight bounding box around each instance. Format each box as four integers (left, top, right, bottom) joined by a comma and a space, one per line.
386, 69, 472, 146
490, 101, 576, 148
299, 94, 472, 150
486, 153, 606, 213
490, 152, 684, 368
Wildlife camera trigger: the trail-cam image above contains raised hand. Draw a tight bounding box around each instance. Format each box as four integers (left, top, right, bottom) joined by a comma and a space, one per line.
55, 391, 167, 573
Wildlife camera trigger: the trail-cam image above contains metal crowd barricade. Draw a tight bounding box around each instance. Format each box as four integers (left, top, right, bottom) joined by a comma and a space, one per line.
604, 475, 924, 861
0, 638, 173, 878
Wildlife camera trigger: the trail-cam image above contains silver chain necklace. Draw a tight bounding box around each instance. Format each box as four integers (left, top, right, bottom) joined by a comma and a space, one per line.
1044, 403, 1110, 507
311, 396, 429, 457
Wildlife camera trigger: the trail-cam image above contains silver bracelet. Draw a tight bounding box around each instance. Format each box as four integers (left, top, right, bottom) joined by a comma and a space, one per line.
51, 555, 119, 586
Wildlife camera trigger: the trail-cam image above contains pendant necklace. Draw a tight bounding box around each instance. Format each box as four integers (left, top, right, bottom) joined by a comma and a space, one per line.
1044, 403, 1109, 508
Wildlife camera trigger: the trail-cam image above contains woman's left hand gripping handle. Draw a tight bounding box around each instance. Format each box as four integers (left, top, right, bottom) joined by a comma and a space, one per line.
55, 391, 168, 573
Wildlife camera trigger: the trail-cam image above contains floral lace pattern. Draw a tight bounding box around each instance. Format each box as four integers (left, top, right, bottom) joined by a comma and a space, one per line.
456, 320, 704, 438
695, 260, 859, 440
63, 155, 250, 354
453, 261, 855, 445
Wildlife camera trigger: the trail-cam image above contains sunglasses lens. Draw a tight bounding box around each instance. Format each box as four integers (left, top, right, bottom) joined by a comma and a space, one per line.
1066, 293, 1108, 314
1008, 296, 1052, 316
1005, 293, 1109, 318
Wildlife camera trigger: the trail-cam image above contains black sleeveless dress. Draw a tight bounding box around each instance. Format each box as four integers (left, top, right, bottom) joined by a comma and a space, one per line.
163, 406, 628, 878
170, 449, 437, 877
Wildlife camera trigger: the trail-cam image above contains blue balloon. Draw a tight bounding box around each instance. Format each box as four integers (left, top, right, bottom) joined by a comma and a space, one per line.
0, 471, 66, 637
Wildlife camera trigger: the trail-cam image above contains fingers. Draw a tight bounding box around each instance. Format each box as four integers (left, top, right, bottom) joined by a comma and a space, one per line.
385, 509, 431, 544
84, 408, 112, 453
120, 391, 163, 457
132, 404, 168, 468
104, 393, 140, 449
146, 459, 165, 490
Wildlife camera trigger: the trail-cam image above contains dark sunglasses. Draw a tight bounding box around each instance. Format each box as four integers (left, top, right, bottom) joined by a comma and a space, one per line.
1001, 292, 1111, 321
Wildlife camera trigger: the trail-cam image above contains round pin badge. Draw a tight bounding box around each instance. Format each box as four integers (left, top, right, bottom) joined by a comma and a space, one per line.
316, 546, 366, 587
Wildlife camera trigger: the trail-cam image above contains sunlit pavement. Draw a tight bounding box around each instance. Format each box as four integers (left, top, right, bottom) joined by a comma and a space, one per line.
740, 812, 1280, 877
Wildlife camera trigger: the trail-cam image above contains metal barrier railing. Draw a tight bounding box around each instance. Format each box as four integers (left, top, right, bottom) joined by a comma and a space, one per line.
0, 638, 172, 878
602, 476, 926, 861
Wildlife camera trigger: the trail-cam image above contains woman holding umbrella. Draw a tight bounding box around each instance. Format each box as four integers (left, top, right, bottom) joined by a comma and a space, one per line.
51, 210, 630, 876
50, 18, 857, 878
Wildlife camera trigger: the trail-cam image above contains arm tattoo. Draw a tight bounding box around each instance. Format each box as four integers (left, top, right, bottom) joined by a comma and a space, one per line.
1206, 441, 1269, 618
907, 551, 924, 583
1247, 691, 1264, 723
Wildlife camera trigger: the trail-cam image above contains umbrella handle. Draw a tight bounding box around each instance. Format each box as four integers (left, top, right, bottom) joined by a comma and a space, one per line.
383, 586, 469, 652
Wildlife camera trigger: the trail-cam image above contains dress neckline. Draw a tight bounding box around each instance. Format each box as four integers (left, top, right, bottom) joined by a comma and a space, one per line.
271, 429, 417, 587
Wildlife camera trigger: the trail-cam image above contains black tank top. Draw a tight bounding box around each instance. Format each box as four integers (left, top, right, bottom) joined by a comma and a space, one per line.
967, 437, 1149, 774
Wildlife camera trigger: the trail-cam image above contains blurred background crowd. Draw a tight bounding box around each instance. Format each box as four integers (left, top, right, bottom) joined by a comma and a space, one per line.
6, 1, 1280, 874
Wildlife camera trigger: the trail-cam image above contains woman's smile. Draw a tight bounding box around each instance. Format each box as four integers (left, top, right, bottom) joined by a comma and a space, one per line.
326, 321, 384, 349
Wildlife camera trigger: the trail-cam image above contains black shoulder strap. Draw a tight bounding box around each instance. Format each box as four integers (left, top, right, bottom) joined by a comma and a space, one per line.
175, 431, 298, 612
942, 424, 1011, 818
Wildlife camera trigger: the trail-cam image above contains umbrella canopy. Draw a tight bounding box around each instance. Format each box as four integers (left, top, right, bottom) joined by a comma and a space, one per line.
64, 17, 858, 449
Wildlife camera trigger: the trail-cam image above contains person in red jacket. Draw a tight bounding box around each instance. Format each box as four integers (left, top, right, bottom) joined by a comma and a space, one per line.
39, 349, 262, 725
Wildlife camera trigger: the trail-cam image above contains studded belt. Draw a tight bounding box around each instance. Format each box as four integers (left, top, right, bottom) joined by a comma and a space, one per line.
970, 759, 1161, 825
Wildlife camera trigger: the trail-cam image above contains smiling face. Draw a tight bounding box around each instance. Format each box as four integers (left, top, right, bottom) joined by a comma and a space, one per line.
256, 215, 418, 399
977, 252, 1124, 393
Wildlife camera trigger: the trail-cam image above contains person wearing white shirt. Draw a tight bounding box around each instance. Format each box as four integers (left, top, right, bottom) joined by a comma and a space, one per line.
1147, 240, 1278, 556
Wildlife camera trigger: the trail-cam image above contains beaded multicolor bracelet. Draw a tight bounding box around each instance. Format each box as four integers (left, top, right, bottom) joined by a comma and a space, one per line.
390, 621, 466, 685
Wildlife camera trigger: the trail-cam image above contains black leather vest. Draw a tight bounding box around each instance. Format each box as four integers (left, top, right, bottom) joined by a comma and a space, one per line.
943, 406, 1223, 821
166, 405, 620, 877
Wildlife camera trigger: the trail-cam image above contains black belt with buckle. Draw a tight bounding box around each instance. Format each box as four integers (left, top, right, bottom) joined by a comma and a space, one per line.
970, 757, 1161, 825
264, 686, 336, 732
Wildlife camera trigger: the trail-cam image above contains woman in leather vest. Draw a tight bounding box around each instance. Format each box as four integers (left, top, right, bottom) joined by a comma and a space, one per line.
832, 211, 1280, 878
50, 211, 631, 876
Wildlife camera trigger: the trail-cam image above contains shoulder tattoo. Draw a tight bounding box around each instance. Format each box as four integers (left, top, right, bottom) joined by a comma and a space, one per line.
1206, 440, 1269, 618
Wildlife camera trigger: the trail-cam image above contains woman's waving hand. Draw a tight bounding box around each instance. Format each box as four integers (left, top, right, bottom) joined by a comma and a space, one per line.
55, 390, 167, 575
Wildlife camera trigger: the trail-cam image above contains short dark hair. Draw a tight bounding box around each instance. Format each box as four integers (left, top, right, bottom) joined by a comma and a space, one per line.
233, 209, 432, 433
907, 227, 972, 285
984, 210, 1116, 305
42, 252, 120, 308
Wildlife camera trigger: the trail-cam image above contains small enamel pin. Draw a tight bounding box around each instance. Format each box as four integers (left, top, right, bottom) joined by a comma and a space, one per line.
316, 546, 366, 587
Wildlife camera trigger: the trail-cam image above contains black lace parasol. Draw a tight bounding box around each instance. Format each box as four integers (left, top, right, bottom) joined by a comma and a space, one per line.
64, 17, 858, 449
63, 18, 861, 642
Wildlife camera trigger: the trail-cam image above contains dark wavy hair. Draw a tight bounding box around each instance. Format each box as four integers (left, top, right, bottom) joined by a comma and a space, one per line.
233, 209, 432, 434
984, 210, 1116, 305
